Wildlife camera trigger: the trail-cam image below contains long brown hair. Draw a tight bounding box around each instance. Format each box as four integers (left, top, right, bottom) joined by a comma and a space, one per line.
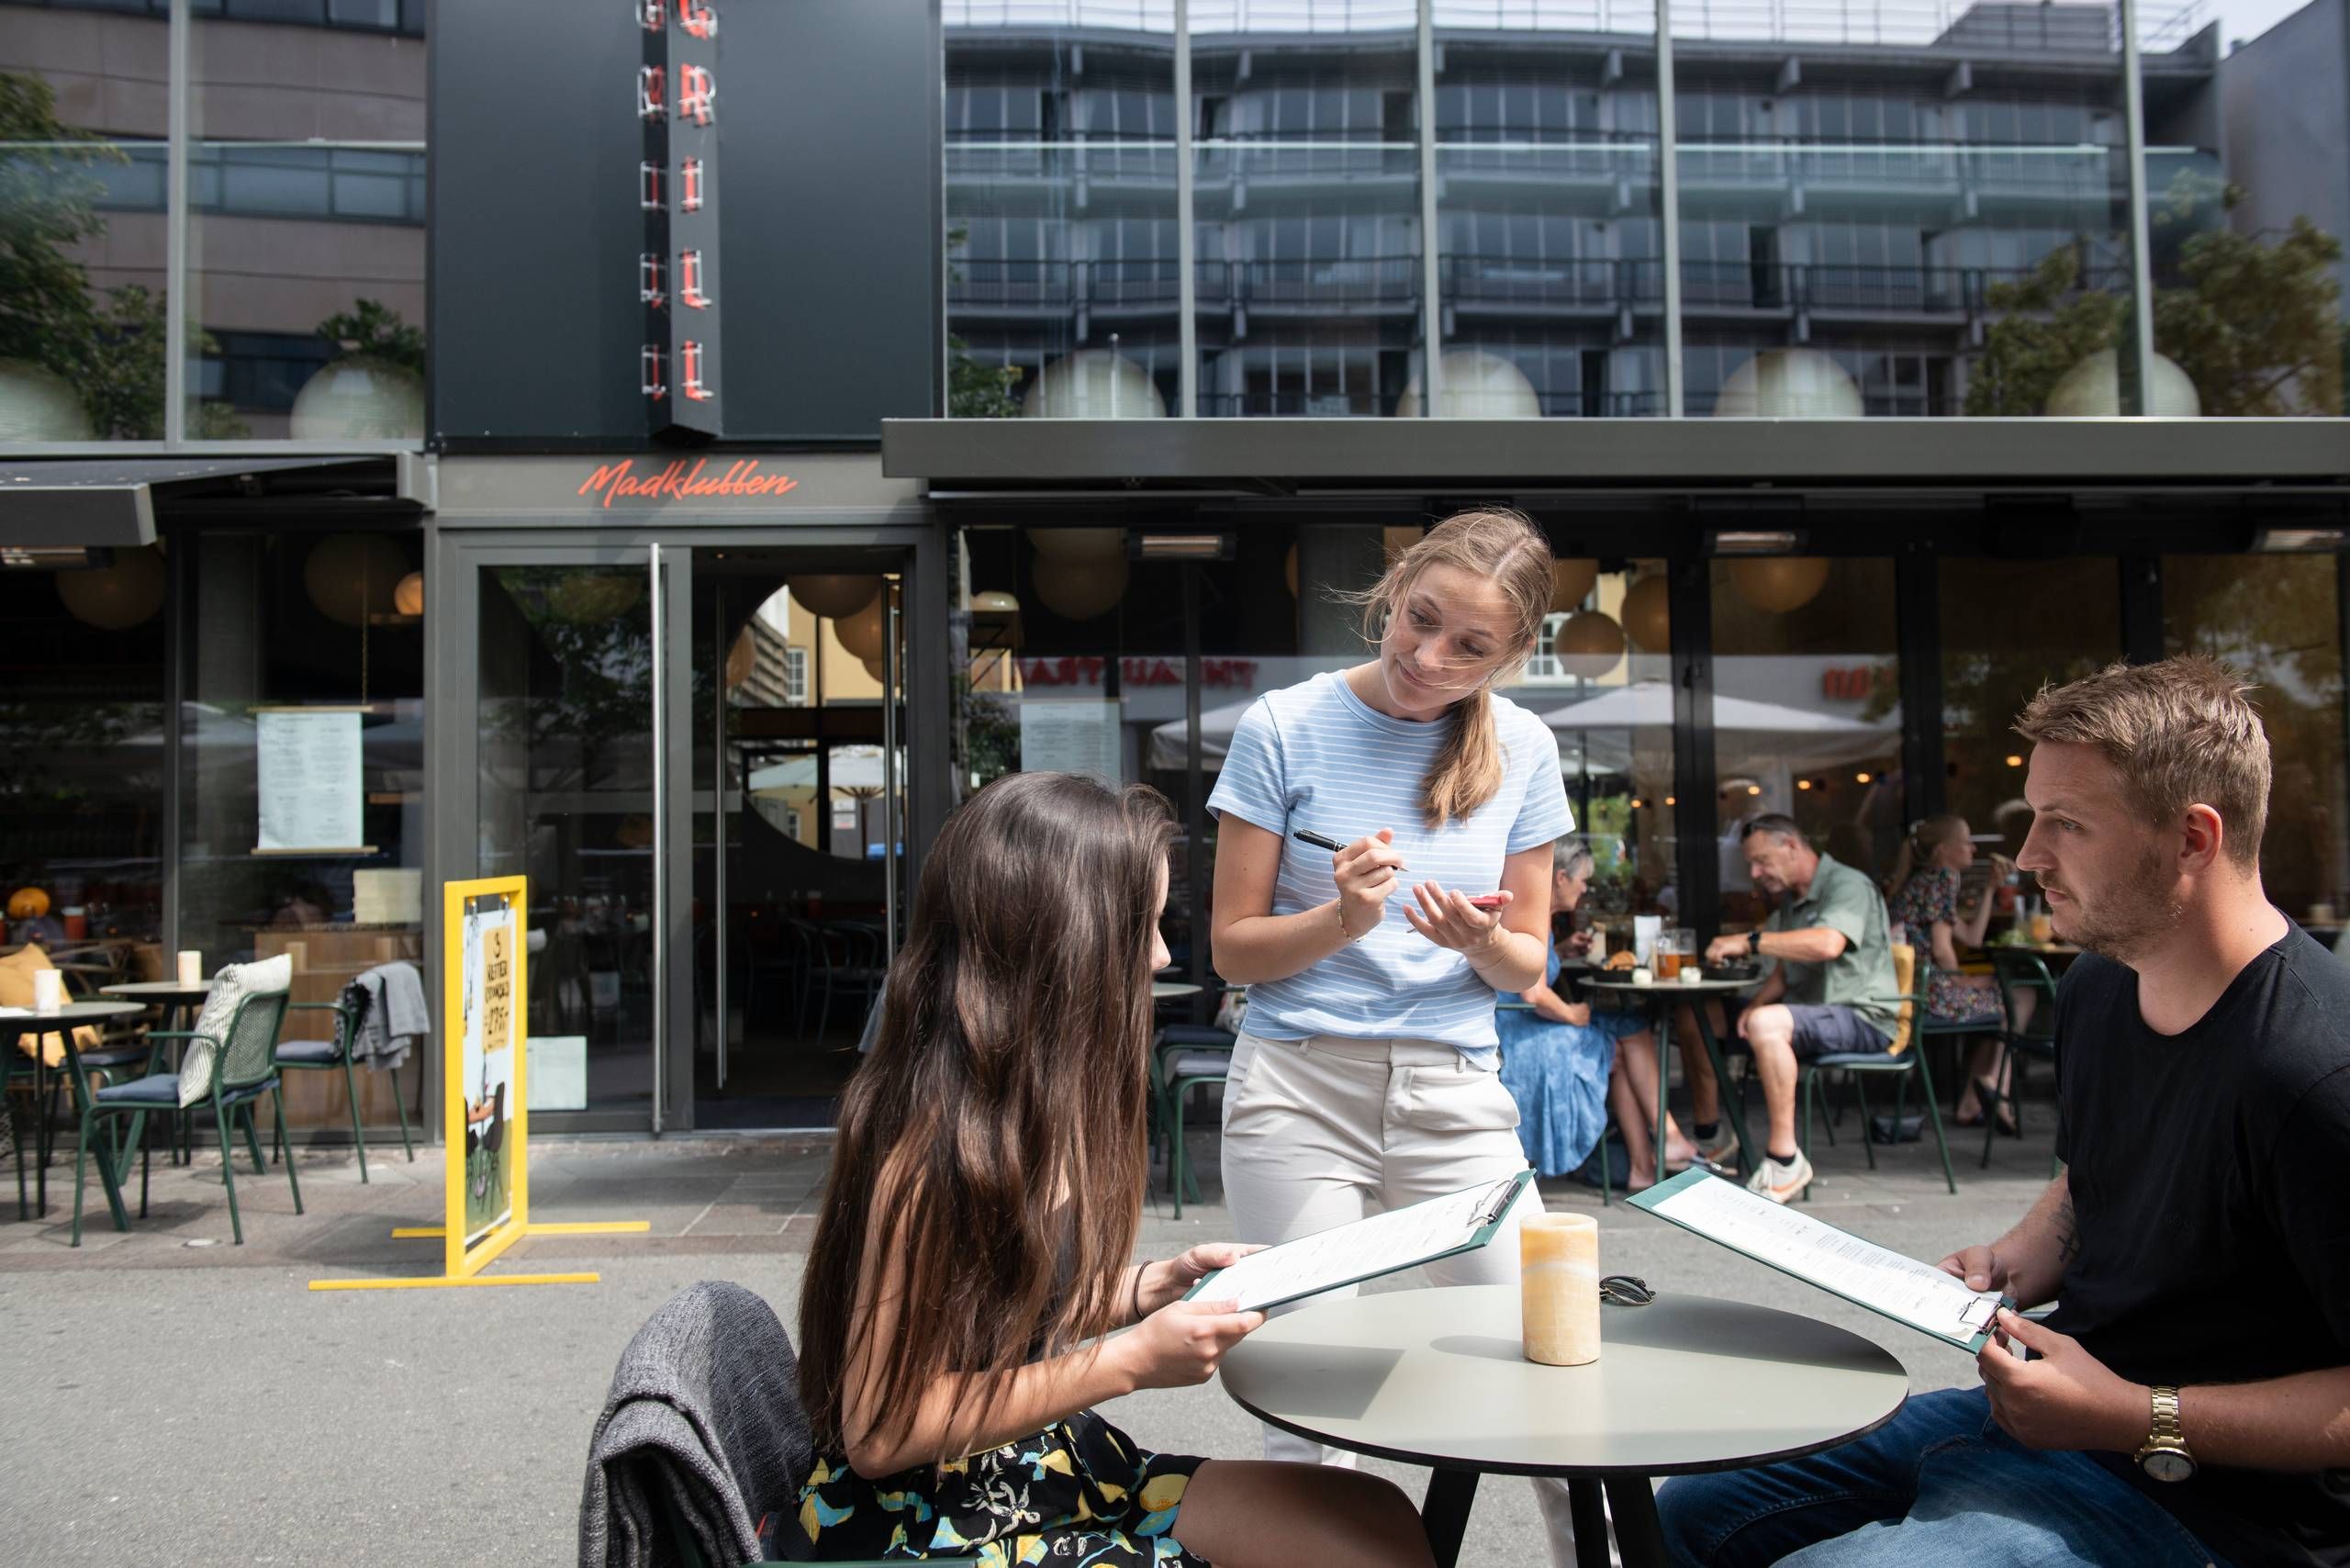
1349, 508, 1554, 830
796, 771, 1175, 1462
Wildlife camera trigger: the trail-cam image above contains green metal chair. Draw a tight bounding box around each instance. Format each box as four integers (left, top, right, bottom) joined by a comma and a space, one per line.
73, 988, 302, 1247
1796, 945, 1958, 1201
1150, 1024, 1233, 1220
1986, 947, 2064, 1175
270, 984, 415, 1183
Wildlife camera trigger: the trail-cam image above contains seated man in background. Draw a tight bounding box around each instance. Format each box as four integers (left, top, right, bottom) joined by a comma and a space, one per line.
1658, 656, 2350, 1567
1684, 813, 1899, 1204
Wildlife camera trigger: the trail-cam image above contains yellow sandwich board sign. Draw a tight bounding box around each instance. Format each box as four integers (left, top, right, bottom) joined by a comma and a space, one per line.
308, 874, 644, 1292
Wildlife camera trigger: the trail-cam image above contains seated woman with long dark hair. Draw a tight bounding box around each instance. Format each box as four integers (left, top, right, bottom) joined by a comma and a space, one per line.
794, 771, 1434, 1567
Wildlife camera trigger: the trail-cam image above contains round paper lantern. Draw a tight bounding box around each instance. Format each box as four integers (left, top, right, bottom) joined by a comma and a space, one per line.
970, 589, 1020, 613
834, 596, 890, 660
2045, 350, 2202, 418
723, 626, 757, 689
1550, 558, 1598, 613
1713, 349, 1863, 419
1394, 350, 1542, 419
970, 588, 1023, 652
57, 546, 165, 630
289, 356, 425, 441
790, 576, 882, 620
392, 570, 424, 617
0, 359, 94, 440
548, 572, 644, 624
1621, 574, 1672, 653
862, 655, 890, 684
1025, 527, 1125, 562
1550, 610, 1626, 680
304, 533, 410, 627
1730, 557, 1831, 614
1022, 351, 1167, 419
1032, 553, 1129, 620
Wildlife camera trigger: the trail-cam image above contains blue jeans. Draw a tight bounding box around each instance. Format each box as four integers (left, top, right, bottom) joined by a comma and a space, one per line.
1655, 1387, 2231, 1568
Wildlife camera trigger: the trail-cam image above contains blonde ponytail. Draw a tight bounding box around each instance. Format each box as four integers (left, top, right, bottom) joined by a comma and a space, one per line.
1340, 508, 1555, 831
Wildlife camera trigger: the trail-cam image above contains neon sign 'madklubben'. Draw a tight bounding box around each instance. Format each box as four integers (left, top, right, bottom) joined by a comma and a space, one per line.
579, 458, 798, 508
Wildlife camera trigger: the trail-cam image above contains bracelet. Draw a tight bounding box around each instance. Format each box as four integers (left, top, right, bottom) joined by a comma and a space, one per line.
1130, 1263, 1148, 1322
1335, 901, 1364, 944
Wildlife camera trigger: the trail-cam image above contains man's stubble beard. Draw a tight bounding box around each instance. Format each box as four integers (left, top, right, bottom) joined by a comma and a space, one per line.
2052, 844, 2184, 963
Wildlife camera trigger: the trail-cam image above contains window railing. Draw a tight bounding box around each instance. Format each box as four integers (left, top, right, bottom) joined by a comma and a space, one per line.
50, 141, 430, 227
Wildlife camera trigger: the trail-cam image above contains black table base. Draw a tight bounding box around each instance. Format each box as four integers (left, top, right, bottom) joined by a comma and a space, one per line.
1419, 1467, 1668, 1568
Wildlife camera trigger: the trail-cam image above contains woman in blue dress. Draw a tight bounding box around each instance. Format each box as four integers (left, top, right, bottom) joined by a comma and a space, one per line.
1495, 841, 1696, 1187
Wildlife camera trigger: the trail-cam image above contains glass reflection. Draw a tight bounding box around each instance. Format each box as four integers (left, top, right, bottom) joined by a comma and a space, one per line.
945, 3, 1181, 416
1192, 1, 1423, 416
1434, 1, 1667, 416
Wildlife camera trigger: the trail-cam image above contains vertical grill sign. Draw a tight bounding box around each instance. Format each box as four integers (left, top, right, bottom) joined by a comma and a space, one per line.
641, 0, 722, 437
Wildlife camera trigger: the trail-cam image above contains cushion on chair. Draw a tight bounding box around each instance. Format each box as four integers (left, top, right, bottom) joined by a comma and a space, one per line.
76, 1045, 152, 1070
1813, 1051, 1908, 1070
95, 1072, 182, 1106
178, 953, 292, 1108
1165, 1050, 1232, 1080
274, 1038, 342, 1065
1158, 1025, 1237, 1048
0, 946, 103, 1068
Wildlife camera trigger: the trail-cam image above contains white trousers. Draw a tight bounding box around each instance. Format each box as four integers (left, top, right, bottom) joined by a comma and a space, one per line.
1219, 1028, 1585, 1568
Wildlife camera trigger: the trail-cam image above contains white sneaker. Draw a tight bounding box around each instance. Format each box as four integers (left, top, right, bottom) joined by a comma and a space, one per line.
1691, 1126, 1741, 1172
1745, 1149, 1813, 1204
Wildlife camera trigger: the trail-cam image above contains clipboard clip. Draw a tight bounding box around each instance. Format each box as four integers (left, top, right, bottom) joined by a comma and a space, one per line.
1476, 1177, 1519, 1228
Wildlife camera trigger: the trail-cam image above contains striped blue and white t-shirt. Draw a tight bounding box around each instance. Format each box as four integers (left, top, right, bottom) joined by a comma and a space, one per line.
1207, 669, 1573, 1063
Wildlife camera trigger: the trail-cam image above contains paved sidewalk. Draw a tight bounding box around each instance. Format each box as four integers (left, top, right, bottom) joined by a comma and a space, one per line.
0, 1110, 2065, 1566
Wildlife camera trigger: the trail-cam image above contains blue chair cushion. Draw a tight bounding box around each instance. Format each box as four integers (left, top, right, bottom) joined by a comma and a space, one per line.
1158, 1025, 1237, 1049
1166, 1050, 1232, 1081
274, 1038, 343, 1065
1813, 1051, 1908, 1070
94, 1073, 181, 1106
77, 1047, 151, 1070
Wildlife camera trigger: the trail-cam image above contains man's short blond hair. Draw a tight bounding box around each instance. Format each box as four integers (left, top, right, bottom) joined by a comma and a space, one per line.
2014, 655, 2269, 870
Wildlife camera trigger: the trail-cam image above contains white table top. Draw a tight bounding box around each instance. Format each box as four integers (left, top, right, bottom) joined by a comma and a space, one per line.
1584, 977, 1758, 995
101, 980, 215, 1000
1150, 980, 1203, 1000
1219, 1284, 1907, 1478
0, 999, 145, 1028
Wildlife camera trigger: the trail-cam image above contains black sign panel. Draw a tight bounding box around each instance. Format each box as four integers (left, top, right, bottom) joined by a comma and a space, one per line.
640, 0, 722, 439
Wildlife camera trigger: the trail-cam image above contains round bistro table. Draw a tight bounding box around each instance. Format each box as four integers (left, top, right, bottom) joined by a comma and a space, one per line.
1583, 977, 1759, 1181
1219, 1283, 1908, 1568
1, 999, 147, 1219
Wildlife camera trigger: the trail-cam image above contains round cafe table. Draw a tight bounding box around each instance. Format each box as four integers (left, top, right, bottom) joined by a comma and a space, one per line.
1, 1000, 146, 1220
1584, 977, 1759, 1181
1220, 1284, 1908, 1568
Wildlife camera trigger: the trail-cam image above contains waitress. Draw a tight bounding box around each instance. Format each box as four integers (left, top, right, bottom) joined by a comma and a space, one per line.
1207, 508, 1582, 1564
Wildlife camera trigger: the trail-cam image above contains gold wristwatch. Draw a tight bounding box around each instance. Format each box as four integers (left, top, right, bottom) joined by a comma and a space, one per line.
2133, 1385, 2197, 1484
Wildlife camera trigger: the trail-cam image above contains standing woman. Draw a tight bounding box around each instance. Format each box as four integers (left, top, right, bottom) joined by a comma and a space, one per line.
1208, 509, 1583, 1562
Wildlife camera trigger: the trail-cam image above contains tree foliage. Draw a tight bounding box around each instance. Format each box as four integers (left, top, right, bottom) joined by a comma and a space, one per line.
316, 297, 427, 377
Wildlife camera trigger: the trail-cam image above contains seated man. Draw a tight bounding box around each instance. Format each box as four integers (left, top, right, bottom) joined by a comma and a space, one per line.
1658, 656, 2350, 1567
1686, 813, 1899, 1204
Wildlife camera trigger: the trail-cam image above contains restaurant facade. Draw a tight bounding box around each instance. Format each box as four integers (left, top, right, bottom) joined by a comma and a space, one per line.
2, 0, 2344, 1138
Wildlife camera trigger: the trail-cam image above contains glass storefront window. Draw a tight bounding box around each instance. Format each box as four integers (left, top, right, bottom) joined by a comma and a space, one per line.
1192, 2, 1424, 416
1939, 555, 2121, 879
1433, 3, 1667, 416
1507, 558, 1678, 932
189, 9, 427, 439
0, 549, 169, 956
476, 565, 654, 1117
1710, 557, 1901, 922
945, 3, 1180, 417
1671, 6, 2140, 418
1, 31, 171, 440
2164, 554, 2347, 930
180, 530, 425, 1129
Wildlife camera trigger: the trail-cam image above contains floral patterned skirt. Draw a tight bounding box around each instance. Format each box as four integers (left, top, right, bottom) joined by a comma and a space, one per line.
798, 1409, 1210, 1564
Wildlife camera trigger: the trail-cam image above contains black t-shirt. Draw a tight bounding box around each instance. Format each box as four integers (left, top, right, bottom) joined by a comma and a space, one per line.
2051, 922, 2350, 1568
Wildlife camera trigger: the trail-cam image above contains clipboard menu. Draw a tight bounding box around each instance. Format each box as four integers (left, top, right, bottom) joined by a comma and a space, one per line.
1630, 1169, 2006, 1352
1186, 1170, 1534, 1314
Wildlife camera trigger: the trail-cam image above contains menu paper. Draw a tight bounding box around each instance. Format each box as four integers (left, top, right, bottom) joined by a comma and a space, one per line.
1187, 1171, 1531, 1315
255, 710, 366, 853
1635, 1170, 2003, 1350
1017, 700, 1121, 785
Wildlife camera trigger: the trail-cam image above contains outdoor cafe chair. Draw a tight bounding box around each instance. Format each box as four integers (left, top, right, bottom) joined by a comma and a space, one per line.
73, 988, 302, 1247
1986, 946, 2065, 1175
271, 981, 416, 1183
1150, 1023, 1234, 1220
1795, 942, 1959, 1201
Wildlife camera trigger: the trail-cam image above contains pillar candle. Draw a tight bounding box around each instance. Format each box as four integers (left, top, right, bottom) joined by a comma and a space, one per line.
177, 950, 203, 987
1520, 1212, 1601, 1366
32, 969, 63, 1014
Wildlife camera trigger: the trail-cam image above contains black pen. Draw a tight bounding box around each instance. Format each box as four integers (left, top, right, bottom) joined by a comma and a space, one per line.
1292, 829, 1347, 853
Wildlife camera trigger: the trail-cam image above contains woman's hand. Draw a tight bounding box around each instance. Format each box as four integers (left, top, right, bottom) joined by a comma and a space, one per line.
1139, 1244, 1262, 1316
1107, 1299, 1266, 1393
1404, 882, 1509, 956
1332, 830, 1404, 940
1561, 929, 1596, 958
